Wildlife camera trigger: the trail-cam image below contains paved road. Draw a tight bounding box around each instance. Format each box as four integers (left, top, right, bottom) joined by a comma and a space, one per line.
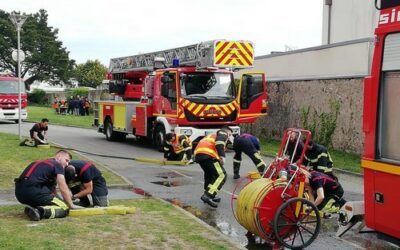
0, 121, 397, 250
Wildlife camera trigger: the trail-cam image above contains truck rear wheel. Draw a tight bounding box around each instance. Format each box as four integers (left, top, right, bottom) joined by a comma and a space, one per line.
105, 119, 126, 141
154, 124, 165, 152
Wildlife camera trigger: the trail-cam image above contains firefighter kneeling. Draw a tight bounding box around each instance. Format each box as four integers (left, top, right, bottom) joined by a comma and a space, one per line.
163, 133, 193, 163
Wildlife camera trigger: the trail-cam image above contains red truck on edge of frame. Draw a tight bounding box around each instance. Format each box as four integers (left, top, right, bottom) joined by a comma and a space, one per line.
0, 71, 27, 123
337, 0, 400, 245
94, 40, 267, 149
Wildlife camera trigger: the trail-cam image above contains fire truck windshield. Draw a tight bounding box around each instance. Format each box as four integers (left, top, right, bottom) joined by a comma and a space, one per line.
180, 72, 235, 99
0, 80, 25, 94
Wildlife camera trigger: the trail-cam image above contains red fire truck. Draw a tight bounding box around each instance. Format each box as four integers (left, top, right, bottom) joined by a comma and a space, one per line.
94, 40, 267, 149
337, 0, 400, 243
0, 71, 27, 123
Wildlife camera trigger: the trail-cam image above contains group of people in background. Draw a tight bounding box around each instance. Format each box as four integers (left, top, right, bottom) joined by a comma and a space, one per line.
52, 96, 91, 116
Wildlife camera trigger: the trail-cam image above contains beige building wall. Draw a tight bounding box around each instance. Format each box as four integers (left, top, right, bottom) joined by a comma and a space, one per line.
322, 0, 377, 44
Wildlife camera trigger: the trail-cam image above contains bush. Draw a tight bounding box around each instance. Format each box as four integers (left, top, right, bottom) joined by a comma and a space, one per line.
66, 88, 89, 99
28, 89, 47, 104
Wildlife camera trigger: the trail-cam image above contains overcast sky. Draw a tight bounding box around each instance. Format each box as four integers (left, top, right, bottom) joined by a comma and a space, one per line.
3, 0, 323, 66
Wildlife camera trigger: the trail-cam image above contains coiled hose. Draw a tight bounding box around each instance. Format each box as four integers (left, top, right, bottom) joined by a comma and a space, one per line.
236, 178, 287, 239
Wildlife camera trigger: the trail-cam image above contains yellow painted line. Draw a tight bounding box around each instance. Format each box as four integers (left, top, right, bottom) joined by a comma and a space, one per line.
362, 159, 400, 175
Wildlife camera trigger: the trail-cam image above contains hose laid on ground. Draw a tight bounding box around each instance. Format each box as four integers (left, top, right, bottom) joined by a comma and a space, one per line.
69, 205, 136, 217
236, 178, 287, 238
47, 145, 188, 166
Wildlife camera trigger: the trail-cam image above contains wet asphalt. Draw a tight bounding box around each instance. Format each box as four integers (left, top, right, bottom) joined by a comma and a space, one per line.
0, 121, 398, 250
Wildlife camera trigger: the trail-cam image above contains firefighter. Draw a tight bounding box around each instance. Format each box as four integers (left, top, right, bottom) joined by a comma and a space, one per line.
232, 133, 266, 179
14, 150, 75, 221
303, 139, 336, 178
302, 169, 347, 213
65, 160, 109, 207
194, 126, 233, 208
163, 133, 193, 163
29, 118, 49, 146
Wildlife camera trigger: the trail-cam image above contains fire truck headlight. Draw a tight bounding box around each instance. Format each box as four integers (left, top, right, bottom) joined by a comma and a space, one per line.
180, 128, 192, 136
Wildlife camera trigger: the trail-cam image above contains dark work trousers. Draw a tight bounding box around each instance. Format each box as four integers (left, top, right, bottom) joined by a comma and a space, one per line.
15, 179, 69, 219
317, 185, 346, 210
198, 158, 227, 198
167, 150, 192, 161
234, 138, 266, 174
70, 180, 108, 207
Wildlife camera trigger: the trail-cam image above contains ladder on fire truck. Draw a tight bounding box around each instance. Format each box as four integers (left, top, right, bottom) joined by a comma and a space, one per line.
109, 40, 254, 73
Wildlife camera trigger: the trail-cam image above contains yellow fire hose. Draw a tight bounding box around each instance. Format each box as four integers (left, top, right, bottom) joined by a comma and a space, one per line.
20, 141, 189, 166
236, 178, 287, 237
69, 205, 136, 217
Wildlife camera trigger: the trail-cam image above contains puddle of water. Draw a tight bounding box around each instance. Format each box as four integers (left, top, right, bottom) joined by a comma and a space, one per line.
155, 172, 183, 179
131, 187, 152, 197
151, 181, 182, 187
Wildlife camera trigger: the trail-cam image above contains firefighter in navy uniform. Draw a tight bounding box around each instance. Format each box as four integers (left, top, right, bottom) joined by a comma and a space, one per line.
303, 140, 336, 179
14, 150, 75, 221
304, 169, 347, 212
194, 126, 233, 208
29, 118, 49, 146
163, 133, 193, 163
232, 133, 266, 179
65, 160, 109, 207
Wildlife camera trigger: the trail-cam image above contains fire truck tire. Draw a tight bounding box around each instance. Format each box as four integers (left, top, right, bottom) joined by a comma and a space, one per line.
154, 124, 165, 152
105, 119, 126, 141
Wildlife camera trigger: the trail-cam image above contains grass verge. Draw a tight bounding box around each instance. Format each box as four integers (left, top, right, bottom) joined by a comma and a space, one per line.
0, 132, 125, 190
27, 105, 93, 129
0, 199, 236, 250
260, 138, 362, 174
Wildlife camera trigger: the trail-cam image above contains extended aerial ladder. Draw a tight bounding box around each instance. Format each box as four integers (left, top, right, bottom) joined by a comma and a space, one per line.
109, 40, 255, 73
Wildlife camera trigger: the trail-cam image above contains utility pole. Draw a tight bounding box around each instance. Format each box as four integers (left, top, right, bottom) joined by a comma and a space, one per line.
9, 11, 28, 140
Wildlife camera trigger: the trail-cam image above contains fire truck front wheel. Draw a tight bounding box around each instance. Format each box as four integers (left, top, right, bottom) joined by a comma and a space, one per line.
154, 124, 166, 152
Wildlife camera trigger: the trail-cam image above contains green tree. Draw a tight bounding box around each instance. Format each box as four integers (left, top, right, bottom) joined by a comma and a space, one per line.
73, 60, 107, 88
0, 9, 75, 89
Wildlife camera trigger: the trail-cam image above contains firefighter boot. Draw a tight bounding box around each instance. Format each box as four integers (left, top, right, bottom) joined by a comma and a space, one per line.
24, 206, 41, 221
38, 205, 69, 219
233, 162, 241, 179
257, 165, 265, 176
201, 193, 218, 208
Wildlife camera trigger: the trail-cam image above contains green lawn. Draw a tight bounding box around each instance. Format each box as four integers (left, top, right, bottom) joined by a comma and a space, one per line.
0, 132, 125, 189
260, 138, 362, 173
0, 199, 236, 249
27, 105, 93, 128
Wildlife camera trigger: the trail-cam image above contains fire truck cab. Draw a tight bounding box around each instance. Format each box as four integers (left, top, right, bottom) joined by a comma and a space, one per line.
0, 71, 27, 123
94, 40, 267, 149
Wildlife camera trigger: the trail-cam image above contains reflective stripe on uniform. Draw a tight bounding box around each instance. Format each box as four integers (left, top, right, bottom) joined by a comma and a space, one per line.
52, 197, 69, 210
194, 134, 220, 160
317, 166, 332, 172
207, 161, 225, 195
233, 159, 241, 163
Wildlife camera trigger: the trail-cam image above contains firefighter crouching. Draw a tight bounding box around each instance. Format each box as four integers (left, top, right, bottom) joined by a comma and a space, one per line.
65, 160, 109, 207
14, 150, 76, 221
232, 133, 266, 179
194, 126, 233, 208
164, 133, 193, 163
